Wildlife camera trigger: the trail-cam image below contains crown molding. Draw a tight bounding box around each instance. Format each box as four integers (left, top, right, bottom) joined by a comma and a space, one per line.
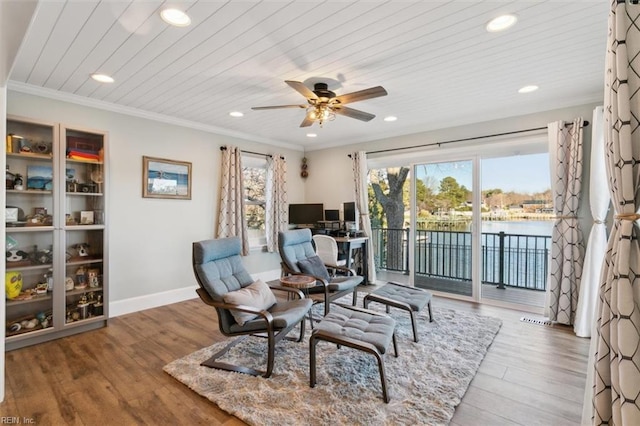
8, 81, 304, 152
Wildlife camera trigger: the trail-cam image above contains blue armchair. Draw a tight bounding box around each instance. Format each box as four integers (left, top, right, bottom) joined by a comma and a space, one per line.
192, 237, 313, 378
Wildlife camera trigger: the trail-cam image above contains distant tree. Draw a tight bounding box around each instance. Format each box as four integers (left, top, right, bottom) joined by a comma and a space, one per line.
243, 166, 266, 231
483, 188, 504, 209
437, 176, 469, 211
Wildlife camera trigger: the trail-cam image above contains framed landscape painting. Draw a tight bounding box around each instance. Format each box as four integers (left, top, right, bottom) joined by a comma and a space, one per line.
142, 156, 191, 200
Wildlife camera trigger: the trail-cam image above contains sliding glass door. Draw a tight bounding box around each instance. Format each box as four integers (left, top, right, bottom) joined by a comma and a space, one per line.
479, 154, 551, 309
367, 137, 550, 312
413, 160, 475, 298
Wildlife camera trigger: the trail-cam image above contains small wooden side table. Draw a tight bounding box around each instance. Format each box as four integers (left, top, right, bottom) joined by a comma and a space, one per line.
280, 275, 317, 329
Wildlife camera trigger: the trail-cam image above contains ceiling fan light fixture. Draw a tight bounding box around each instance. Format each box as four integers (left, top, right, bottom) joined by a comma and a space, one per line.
518, 85, 539, 93
486, 14, 517, 32
308, 105, 335, 126
90, 73, 114, 83
229, 111, 244, 117
161, 8, 191, 27
253, 80, 387, 128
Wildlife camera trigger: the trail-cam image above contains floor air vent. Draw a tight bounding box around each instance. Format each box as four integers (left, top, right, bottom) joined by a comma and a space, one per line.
520, 317, 553, 326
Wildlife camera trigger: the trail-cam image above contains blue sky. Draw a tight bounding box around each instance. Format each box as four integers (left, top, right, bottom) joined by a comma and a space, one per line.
415, 153, 551, 194
482, 153, 551, 193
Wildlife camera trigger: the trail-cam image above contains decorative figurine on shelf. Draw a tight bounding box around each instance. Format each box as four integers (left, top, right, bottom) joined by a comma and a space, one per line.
75, 266, 87, 290
65, 276, 75, 291
46, 268, 53, 291
6, 249, 29, 262
34, 245, 53, 264
5, 271, 23, 299
94, 293, 104, 316
73, 243, 90, 257
78, 295, 90, 320
87, 268, 100, 288
13, 173, 23, 191
65, 214, 78, 226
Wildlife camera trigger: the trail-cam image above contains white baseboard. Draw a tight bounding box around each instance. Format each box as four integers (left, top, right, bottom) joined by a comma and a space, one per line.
108, 269, 282, 318
109, 286, 198, 318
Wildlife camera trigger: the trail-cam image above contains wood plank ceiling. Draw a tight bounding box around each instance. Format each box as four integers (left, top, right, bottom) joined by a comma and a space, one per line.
9, 1, 608, 150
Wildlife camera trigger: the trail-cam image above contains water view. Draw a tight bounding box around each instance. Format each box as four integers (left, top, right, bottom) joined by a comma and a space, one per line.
482, 220, 553, 236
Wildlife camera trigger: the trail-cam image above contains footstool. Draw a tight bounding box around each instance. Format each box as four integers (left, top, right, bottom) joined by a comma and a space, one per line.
309, 304, 398, 403
363, 282, 433, 342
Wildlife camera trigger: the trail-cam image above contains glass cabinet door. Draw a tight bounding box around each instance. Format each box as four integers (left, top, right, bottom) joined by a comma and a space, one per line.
61, 126, 106, 326
5, 118, 57, 340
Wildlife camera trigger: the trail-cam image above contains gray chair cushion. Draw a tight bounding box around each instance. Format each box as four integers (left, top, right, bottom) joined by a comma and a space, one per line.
193, 238, 254, 301
278, 229, 317, 273
307, 275, 363, 294
371, 284, 432, 312
314, 305, 396, 354
297, 255, 331, 282
228, 298, 313, 333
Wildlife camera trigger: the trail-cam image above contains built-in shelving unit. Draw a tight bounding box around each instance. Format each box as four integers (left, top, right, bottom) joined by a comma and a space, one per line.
5, 115, 108, 350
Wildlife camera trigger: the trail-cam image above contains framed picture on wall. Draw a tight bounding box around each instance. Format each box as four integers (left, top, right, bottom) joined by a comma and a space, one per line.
142, 156, 192, 200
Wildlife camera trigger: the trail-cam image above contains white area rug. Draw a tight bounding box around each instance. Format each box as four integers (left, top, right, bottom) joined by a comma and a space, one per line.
164, 295, 501, 425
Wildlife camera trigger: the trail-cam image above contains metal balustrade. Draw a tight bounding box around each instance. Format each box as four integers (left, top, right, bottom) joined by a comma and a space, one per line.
372, 228, 550, 291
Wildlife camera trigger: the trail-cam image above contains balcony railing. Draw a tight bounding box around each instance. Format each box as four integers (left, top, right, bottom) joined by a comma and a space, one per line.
372, 227, 550, 291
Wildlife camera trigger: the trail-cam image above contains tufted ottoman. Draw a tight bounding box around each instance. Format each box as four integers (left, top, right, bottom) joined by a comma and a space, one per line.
363, 282, 433, 342
309, 304, 398, 403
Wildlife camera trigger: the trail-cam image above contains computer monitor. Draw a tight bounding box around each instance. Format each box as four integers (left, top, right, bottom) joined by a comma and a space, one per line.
324, 209, 339, 221
343, 202, 356, 222
288, 203, 324, 226
343, 202, 359, 231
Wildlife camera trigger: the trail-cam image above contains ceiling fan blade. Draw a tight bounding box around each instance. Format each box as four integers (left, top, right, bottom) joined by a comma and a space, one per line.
332, 106, 376, 122
251, 105, 307, 110
300, 114, 315, 127
332, 86, 387, 105
286, 80, 318, 100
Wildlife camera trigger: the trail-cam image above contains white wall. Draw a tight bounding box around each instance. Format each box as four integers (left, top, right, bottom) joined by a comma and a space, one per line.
7, 91, 306, 313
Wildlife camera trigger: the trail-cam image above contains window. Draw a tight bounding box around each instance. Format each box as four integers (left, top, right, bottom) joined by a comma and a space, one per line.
243, 155, 267, 248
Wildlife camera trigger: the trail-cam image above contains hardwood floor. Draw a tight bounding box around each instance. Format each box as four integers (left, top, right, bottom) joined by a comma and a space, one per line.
1, 292, 590, 425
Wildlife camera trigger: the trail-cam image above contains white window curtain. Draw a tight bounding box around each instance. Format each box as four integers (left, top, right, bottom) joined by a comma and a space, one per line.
266, 155, 287, 252
546, 118, 585, 325
216, 145, 249, 255
351, 151, 376, 284
592, 2, 640, 424
575, 107, 609, 338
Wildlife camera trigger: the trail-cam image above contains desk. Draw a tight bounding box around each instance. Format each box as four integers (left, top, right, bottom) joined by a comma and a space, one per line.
333, 236, 369, 284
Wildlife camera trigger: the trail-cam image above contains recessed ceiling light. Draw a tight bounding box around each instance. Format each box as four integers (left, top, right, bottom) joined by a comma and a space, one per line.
518, 85, 539, 93
306, 133, 317, 138
229, 111, 244, 117
160, 8, 191, 27
384, 116, 398, 122
90, 73, 114, 83
486, 14, 517, 32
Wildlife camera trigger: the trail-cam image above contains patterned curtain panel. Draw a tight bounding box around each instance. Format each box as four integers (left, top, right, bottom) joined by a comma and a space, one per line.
216, 145, 249, 255
547, 118, 585, 325
593, 3, 640, 424
351, 151, 376, 284
575, 107, 609, 338
266, 155, 287, 252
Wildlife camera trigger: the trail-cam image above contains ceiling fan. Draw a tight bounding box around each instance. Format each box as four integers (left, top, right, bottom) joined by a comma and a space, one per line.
251, 80, 388, 127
